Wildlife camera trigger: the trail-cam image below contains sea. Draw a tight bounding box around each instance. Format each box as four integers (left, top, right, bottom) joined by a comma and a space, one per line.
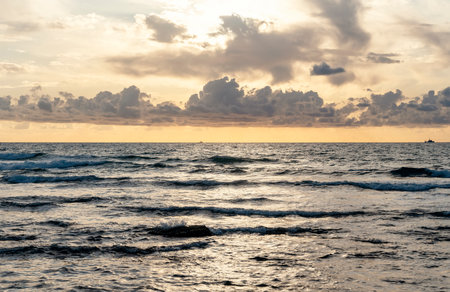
0, 143, 449, 291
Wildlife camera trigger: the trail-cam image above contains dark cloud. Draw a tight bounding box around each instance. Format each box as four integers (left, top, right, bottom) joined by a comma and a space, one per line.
0, 96, 11, 111
145, 14, 188, 43
310, 0, 370, 51
37, 97, 53, 112
1, 78, 448, 127
311, 62, 345, 75
108, 14, 324, 84
310, 62, 353, 86
367, 52, 400, 64
357, 88, 450, 126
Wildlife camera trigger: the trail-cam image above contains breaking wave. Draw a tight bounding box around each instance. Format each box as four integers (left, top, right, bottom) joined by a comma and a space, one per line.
391, 167, 450, 178
0, 152, 44, 160
278, 180, 450, 192
123, 205, 368, 218
135, 223, 338, 237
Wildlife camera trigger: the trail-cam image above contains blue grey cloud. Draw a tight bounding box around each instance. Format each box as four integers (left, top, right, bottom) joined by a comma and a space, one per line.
1, 78, 449, 127
311, 62, 345, 75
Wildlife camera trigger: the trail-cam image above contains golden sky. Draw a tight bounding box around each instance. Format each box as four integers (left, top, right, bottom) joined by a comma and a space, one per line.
0, 0, 449, 142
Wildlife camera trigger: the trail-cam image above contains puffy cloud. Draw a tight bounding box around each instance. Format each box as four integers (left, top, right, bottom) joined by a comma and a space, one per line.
357, 88, 450, 126
145, 14, 187, 43
0, 96, 12, 110
311, 62, 345, 75
367, 52, 400, 64
37, 97, 52, 112
309, 0, 370, 51
1, 78, 449, 127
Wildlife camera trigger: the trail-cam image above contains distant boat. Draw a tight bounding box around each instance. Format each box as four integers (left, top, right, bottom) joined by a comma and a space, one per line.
424, 139, 435, 143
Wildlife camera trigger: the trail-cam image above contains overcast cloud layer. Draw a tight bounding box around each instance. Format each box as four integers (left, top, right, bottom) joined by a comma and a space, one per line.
1, 77, 448, 127
0, 0, 449, 130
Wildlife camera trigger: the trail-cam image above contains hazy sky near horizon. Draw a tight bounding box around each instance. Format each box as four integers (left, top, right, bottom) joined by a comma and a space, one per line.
0, 0, 449, 141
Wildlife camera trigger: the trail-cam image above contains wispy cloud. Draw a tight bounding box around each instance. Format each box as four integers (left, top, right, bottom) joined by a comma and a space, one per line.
366, 52, 400, 64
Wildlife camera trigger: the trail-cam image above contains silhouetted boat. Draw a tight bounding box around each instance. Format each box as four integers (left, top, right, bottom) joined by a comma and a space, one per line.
424, 139, 435, 143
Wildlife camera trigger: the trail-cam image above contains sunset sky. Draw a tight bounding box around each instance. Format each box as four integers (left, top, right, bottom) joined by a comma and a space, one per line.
1, 0, 449, 142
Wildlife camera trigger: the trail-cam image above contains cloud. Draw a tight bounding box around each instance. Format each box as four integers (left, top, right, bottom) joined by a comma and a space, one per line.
367, 52, 400, 64
310, 62, 354, 86
1, 78, 448, 127
407, 22, 450, 61
357, 88, 450, 126
0, 62, 27, 73
0, 96, 11, 110
0, 21, 41, 33
328, 71, 355, 86
144, 14, 187, 43
309, 0, 370, 51
311, 62, 345, 75
107, 14, 324, 84
37, 97, 53, 112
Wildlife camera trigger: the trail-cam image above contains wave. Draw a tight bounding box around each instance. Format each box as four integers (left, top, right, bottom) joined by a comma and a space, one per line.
0, 152, 44, 160
157, 178, 450, 192
151, 162, 172, 168
0, 159, 109, 171
39, 220, 73, 228
123, 205, 367, 218
208, 155, 277, 164
111, 155, 157, 160
0, 234, 37, 241
405, 210, 450, 218
0, 241, 210, 258
2, 175, 105, 184
0, 201, 57, 209
157, 179, 251, 188
274, 180, 450, 192
228, 197, 273, 203
391, 167, 450, 178
189, 166, 247, 174
135, 223, 339, 237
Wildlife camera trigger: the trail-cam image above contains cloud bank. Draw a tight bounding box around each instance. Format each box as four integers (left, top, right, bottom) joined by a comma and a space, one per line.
1, 77, 448, 127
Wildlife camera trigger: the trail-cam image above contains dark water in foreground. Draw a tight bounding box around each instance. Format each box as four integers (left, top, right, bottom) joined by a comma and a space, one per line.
0, 143, 449, 291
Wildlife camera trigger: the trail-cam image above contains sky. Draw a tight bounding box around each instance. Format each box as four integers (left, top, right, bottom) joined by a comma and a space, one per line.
0, 0, 449, 142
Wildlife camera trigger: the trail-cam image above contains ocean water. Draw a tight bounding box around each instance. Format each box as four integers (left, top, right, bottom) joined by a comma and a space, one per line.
0, 143, 449, 291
